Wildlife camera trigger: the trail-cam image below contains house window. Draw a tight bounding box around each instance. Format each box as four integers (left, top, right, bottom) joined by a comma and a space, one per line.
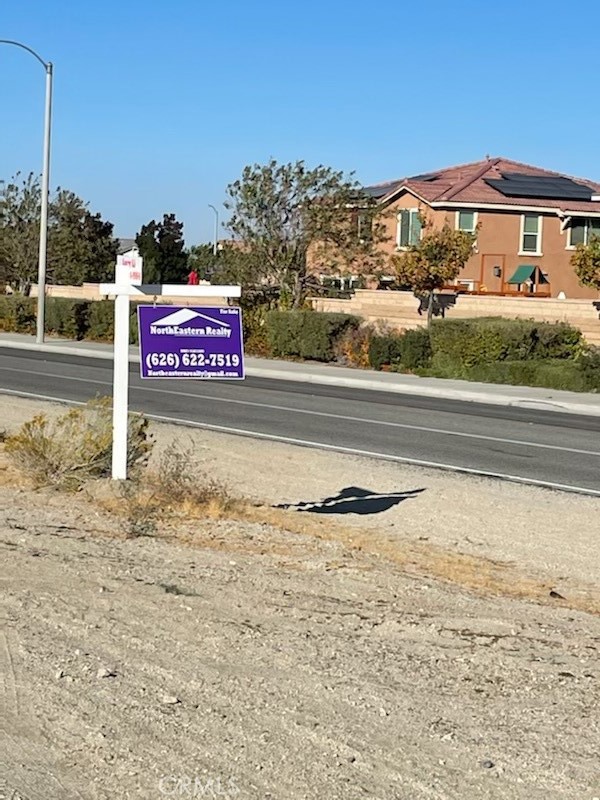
457, 210, 477, 233
569, 218, 600, 247
520, 214, 542, 254
397, 209, 421, 248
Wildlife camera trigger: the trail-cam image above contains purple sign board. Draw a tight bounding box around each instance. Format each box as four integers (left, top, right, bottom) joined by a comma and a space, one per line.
138, 305, 244, 380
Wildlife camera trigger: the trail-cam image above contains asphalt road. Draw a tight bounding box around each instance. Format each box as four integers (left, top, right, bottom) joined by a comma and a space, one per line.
1, 347, 599, 495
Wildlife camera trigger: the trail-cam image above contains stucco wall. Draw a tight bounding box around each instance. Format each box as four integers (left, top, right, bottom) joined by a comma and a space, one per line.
369, 193, 597, 300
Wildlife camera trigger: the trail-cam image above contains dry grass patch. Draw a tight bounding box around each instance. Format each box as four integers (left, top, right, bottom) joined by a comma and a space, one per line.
229, 504, 600, 616
0, 444, 31, 489
4, 397, 152, 490
91, 442, 241, 537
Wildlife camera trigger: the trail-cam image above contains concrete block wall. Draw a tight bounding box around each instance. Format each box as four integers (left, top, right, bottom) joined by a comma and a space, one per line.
311, 290, 600, 345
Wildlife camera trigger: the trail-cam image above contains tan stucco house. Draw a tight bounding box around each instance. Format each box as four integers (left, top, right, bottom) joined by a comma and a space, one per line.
361, 157, 600, 299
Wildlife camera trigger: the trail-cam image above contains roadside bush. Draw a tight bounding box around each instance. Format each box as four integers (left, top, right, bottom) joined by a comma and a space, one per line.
150, 442, 233, 509
266, 311, 360, 361
5, 397, 153, 489
0, 296, 37, 334
117, 442, 235, 536
334, 324, 374, 368
0, 296, 18, 331
576, 347, 600, 391
464, 359, 596, 392
398, 327, 432, 371
87, 300, 114, 341
367, 328, 432, 371
429, 317, 582, 371
242, 304, 272, 357
45, 298, 91, 340
368, 333, 404, 370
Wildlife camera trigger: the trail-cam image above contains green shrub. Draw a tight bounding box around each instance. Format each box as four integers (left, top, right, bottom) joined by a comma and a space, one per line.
0, 296, 18, 331
16, 297, 37, 333
367, 328, 432, 371
576, 348, 600, 391
129, 303, 140, 345
429, 317, 582, 371
45, 298, 91, 340
87, 300, 114, 341
464, 359, 595, 392
368, 333, 404, 370
398, 327, 432, 370
242, 304, 273, 357
12, 297, 37, 334
266, 311, 360, 361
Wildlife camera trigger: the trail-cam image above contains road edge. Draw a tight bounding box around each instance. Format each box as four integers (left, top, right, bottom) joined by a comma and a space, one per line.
1, 338, 600, 417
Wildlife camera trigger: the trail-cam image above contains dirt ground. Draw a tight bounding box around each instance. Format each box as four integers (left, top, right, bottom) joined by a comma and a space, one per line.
1, 397, 599, 800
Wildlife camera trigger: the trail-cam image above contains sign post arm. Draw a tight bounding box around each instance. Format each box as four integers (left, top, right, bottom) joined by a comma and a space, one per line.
111, 292, 130, 480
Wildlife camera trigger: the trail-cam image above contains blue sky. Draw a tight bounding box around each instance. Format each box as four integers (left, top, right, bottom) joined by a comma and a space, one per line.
1, 0, 599, 245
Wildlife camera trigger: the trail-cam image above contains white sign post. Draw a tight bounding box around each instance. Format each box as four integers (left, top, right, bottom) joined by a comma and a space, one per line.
99, 279, 242, 480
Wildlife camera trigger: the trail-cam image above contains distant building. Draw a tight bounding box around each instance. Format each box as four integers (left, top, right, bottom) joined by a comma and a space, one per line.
116, 238, 137, 255
316, 157, 600, 299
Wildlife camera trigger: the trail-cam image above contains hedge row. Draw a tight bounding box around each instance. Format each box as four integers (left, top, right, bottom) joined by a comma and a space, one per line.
266, 310, 361, 361
0, 296, 147, 343
0, 297, 597, 392
364, 319, 599, 392
428, 317, 583, 368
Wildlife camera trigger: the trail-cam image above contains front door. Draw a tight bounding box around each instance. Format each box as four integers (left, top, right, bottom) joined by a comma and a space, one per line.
480, 254, 505, 293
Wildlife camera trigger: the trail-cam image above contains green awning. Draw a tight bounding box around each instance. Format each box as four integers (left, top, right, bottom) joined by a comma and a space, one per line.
507, 265, 536, 284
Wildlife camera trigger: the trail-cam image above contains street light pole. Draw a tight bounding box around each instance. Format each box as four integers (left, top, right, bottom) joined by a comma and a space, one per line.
0, 40, 53, 344
208, 204, 219, 257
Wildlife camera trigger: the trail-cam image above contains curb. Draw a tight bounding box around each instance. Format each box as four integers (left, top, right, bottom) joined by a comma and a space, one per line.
1, 338, 599, 417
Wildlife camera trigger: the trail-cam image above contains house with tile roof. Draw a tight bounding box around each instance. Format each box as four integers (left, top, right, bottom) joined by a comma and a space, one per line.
358, 157, 600, 299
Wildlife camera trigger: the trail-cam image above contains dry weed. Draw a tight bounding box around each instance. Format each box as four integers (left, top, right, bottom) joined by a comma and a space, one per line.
147, 442, 235, 514
99, 442, 238, 536
4, 397, 152, 489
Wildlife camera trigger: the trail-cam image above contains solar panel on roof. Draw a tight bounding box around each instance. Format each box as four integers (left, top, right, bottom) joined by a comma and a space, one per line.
408, 173, 439, 182
485, 173, 592, 201
363, 186, 394, 199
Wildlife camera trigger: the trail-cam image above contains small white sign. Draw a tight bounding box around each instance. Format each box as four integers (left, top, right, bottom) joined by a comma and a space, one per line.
116, 248, 143, 285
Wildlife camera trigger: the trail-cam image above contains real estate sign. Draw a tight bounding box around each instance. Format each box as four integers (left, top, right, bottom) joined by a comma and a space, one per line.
137, 305, 245, 380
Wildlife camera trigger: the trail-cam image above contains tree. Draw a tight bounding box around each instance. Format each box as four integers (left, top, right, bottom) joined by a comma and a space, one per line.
136, 213, 188, 284
49, 190, 117, 284
225, 159, 386, 308
0, 173, 118, 290
572, 235, 600, 292
0, 172, 42, 293
391, 218, 477, 325
186, 243, 219, 281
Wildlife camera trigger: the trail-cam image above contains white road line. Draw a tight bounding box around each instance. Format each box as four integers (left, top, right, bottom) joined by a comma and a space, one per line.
1, 387, 599, 497
1, 364, 599, 457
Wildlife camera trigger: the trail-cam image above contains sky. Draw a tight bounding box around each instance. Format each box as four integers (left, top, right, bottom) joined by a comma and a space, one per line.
1, 0, 599, 246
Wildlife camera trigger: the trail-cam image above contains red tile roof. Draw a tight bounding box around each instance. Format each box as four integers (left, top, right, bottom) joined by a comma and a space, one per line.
370, 158, 600, 213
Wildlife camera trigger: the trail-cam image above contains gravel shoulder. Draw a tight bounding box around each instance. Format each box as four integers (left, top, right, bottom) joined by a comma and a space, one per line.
0, 396, 599, 800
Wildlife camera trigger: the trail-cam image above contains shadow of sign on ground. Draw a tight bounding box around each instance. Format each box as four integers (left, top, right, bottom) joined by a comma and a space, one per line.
274, 486, 426, 516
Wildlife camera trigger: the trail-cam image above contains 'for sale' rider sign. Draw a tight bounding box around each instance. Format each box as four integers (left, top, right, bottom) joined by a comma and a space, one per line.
138, 305, 244, 380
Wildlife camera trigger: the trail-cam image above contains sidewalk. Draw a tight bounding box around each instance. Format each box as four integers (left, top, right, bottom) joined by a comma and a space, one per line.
1, 331, 599, 417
